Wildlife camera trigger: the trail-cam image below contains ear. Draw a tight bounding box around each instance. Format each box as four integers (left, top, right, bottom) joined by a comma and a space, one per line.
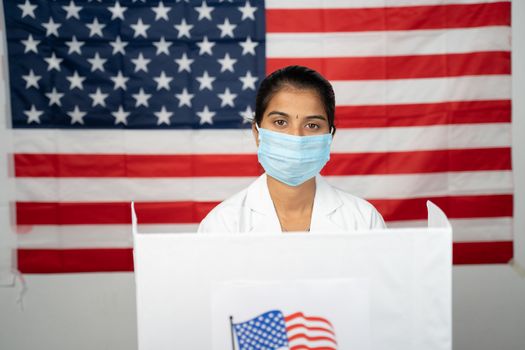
252, 123, 260, 147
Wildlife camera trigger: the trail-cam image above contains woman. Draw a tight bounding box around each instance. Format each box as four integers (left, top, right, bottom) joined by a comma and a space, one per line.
198, 65, 385, 233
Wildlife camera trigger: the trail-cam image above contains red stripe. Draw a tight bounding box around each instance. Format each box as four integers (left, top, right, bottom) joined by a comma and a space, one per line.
266, 2, 510, 33
15, 194, 512, 226
17, 248, 133, 273
14, 148, 511, 178
14, 154, 263, 178
267, 52, 510, 80
370, 195, 513, 222
16, 201, 218, 225
325, 148, 511, 175
335, 100, 511, 128
453, 241, 513, 264
16, 241, 513, 273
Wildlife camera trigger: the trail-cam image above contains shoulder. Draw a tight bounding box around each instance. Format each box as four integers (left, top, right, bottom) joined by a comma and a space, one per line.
320, 178, 386, 229
197, 175, 265, 233
197, 188, 249, 233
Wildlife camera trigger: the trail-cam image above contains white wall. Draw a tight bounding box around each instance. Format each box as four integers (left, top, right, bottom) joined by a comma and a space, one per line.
1, 1, 525, 349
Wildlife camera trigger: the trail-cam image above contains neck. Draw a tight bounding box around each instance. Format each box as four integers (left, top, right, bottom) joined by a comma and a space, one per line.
266, 175, 316, 213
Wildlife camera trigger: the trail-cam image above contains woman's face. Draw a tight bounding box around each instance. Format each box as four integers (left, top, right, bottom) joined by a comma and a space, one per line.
254, 88, 330, 141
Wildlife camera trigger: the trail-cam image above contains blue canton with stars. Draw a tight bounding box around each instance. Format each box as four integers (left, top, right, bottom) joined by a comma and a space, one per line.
233, 310, 289, 350
4, 0, 265, 129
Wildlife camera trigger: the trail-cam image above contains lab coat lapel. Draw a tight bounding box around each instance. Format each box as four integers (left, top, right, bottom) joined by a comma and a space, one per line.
310, 175, 346, 232
245, 174, 282, 233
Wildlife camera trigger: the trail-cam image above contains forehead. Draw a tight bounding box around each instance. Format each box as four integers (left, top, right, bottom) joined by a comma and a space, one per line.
265, 87, 326, 116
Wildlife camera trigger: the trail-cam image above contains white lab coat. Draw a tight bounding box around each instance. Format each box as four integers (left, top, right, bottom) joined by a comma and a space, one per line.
198, 174, 386, 233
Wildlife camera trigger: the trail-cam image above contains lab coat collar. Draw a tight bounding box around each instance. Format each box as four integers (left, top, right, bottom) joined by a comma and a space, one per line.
309, 175, 345, 232
245, 174, 281, 232
245, 174, 344, 232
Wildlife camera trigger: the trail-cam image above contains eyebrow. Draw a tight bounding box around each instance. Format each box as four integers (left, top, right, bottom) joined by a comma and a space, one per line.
267, 111, 327, 121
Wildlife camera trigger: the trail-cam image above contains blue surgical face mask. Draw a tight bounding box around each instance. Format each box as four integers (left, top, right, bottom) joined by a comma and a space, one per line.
256, 124, 332, 186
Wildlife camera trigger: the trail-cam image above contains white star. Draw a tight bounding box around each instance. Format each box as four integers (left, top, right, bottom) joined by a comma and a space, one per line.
175, 88, 194, 107
155, 106, 173, 125
22, 70, 41, 89
66, 71, 86, 90
112, 106, 130, 125
131, 53, 151, 73
152, 1, 170, 21
45, 88, 64, 106
197, 36, 215, 56
217, 18, 236, 38
44, 52, 63, 71
18, 0, 37, 19
174, 18, 193, 38
132, 88, 152, 107
65, 36, 84, 55
240, 105, 254, 124
89, 88, 109, 107
42, 18, 61, 37
154, 71, 173, 91
197, 105, 215, 125
218, 53, 237, 73
86, 17, 105, 37
110, 36, 127, 55
62, 1, 82, 20
239, 36, 258, 55
88, 52, 106, 72
108, 1, 127, 20
25, 105, 43, 124
131, 18, 150, 38
153, 36, 172, 55
195, 1, 214, 21
196, 71, 215, 91
218, 87, 237, 107
238, 1, 257, 20
175, 52, 194, 73
110, 71, 129, 90
68, 105, 86, 125
21, 34, 40, 54
240, 71, 258, 90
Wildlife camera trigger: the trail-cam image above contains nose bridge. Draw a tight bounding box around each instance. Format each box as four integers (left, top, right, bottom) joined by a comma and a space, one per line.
290, 116, 304, 136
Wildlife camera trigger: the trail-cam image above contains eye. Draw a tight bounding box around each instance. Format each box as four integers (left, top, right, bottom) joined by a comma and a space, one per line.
274, 119, 287, 127
305, 123, 320, 129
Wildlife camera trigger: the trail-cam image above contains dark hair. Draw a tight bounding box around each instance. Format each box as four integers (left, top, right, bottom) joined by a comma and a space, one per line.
254, 65, 336, 134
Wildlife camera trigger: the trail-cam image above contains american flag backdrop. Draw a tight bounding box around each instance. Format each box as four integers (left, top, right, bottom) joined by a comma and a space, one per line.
0, 0, 512, 273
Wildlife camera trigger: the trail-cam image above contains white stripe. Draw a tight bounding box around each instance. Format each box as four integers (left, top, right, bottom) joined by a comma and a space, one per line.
13, 123, 511, 154
387, 218, 513, 242
333, 76, 511, 105
326, 171, 513, 199
13, 177, 255, 202
267, 27, 510, 57
266, 0, 508, 9
13, 171, 513, 201
332, 123, 511, 152
15, 218, 511, 248
13, 129, 257, 154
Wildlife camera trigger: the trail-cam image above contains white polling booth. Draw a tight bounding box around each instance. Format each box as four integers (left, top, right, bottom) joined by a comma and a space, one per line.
132, 202, 452, 350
